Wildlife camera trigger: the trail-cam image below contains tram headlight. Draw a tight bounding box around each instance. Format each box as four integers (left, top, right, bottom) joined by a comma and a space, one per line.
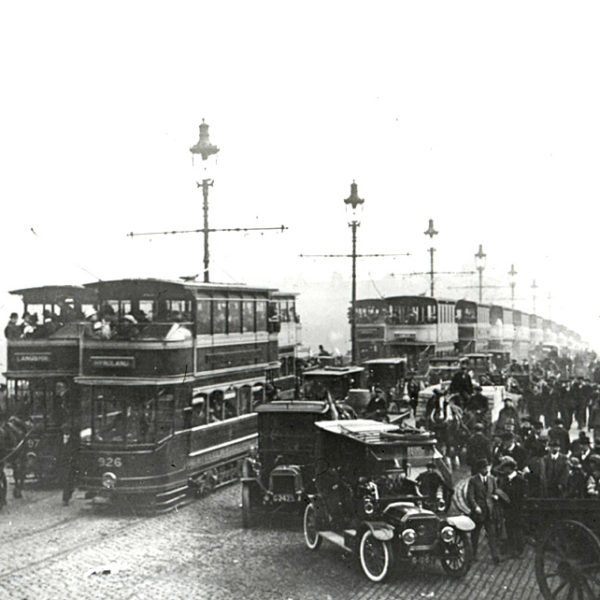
402, 528, 416, 545
102, 472, 117, 490
441, 526, 456, 543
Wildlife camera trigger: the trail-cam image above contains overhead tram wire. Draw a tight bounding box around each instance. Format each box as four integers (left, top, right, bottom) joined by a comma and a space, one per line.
29, 227, 103, 282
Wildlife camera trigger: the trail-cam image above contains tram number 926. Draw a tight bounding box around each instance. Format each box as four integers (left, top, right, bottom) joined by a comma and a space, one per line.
98, 457, 123, 468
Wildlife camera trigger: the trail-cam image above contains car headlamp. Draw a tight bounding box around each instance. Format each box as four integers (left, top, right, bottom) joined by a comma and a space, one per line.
363, 497, 375, 515
402, 528, 417, 545
441, 526, 456, 543
102, 472, 117, 489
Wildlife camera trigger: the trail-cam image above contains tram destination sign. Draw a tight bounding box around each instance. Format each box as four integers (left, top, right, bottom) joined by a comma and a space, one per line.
15, 352, 52, 364
90, 356, 135, 369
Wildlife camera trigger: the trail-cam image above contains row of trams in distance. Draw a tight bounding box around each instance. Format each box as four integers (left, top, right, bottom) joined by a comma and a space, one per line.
2, 279, 586, 512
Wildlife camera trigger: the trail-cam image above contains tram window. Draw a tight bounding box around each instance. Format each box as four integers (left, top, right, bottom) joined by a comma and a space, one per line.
256, 301, 267, 331
128, 396, 156, 443
228, 300, 241, 334
213, 300, 227, 334
252, 385, 264, 409
156, 389, 174, 441
287, 356, 295, 375
138, 300, 154, 322
223, 389, 237, 420
208, 391, 224, 423
191, 392, 208, 427
280, 301, 289, 323
289, 302, 297, 323
166, 300, 192, 322
239, 386, 252, 415
242, 300, 255, 333
196, 299, 212, 335
280, 357, 288, 377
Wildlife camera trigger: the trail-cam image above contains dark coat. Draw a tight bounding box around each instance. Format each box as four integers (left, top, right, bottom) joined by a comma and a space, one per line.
449, 371, 473, 397
540, 453, 570, 497
493, 443, 528, 471
467, 473, 498, 521
466, 433, 493, 467
498, 472, 528, 517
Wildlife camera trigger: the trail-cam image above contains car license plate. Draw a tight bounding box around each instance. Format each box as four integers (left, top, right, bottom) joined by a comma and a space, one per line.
273, 493, 295, 502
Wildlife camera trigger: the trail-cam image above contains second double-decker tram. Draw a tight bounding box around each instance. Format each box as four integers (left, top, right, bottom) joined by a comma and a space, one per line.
75, 278, 279, 511
5, 285, 97, 480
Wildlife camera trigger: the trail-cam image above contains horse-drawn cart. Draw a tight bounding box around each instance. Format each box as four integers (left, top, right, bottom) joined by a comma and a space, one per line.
524, 497, 600, 599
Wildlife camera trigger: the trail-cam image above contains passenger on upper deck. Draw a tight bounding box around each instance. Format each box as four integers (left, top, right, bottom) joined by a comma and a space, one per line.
4, 313, 22, 340
21, 312, 37, 338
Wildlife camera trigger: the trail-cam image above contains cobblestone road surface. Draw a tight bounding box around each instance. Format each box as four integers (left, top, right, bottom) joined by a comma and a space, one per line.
0, 481, 545, 600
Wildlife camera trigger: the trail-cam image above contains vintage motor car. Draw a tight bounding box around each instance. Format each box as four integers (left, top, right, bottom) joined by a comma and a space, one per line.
362, 357, 411, 415
241, 400, 342, 528
303, 420, 474, 582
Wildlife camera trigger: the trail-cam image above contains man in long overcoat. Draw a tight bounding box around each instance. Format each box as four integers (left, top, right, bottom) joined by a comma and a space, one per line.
467, 458, 501, 563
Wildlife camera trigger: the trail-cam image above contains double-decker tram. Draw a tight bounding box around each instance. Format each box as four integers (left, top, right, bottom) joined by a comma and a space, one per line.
271, 292, 301, 400
74, 278, 280, 511
5, 285, 97, 480
455, 299, 490, 353
354, 296, 458, 366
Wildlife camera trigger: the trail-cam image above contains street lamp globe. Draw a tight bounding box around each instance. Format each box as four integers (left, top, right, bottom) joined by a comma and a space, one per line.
344, 181, 364, 225
475, 244, 487, 272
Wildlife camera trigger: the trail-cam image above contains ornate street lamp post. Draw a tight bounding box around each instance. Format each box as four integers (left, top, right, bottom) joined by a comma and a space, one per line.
344, 181, 364, 364
508, 264, 518, 309
424, 219, 438, 296
475, 244, 487, 303
190, 119, 220, 282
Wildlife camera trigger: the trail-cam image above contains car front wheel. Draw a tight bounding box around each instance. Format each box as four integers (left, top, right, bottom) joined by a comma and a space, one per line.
359, 529, 393, 582
303, 502, 322, 550
440, 529, 473, 578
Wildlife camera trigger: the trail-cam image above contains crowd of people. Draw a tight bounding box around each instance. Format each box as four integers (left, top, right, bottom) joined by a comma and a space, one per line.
442, 356, 600, 563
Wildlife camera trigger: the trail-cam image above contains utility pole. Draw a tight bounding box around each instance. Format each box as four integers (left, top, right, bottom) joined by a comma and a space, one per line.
128, 120, 288, 280
300, 182, 410, 364
531, 280, 538, 315
475, 244, 487, 303
508, 264, 517, 309
424, 219, 438, 296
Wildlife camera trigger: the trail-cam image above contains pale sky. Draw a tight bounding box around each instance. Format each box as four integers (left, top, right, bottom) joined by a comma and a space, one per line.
0, 1, 599, 355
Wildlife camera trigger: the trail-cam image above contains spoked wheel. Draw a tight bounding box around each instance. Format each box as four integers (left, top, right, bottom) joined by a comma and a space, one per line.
303, 502, 322, 550
241, 482, 253, 529
359, 529, 393, 582
535, 519, 600, 600
440, 529, 473, 578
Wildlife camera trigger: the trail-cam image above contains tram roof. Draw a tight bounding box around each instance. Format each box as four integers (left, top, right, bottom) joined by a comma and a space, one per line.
9, 285, 97, 303
362, 358, 407, 365
83, 278, 276, 296
303, 365, 365, 377
385, 295, 456, 304
255, 400, 331, 414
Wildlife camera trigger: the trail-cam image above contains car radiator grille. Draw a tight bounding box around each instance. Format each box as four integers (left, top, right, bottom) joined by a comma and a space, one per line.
270, 475, 296, 495
406, 516, 438, 546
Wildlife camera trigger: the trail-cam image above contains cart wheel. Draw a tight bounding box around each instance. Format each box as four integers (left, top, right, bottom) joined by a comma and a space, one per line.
359, 529, 393, 582
303, 502, 322, 551
241, 482, 253, 529
535, 519, 600, 600
440, 529, 473, 578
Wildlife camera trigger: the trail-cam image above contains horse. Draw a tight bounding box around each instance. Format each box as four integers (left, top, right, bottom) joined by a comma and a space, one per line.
427, 393, 467, 470
0, 416, 32, 506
